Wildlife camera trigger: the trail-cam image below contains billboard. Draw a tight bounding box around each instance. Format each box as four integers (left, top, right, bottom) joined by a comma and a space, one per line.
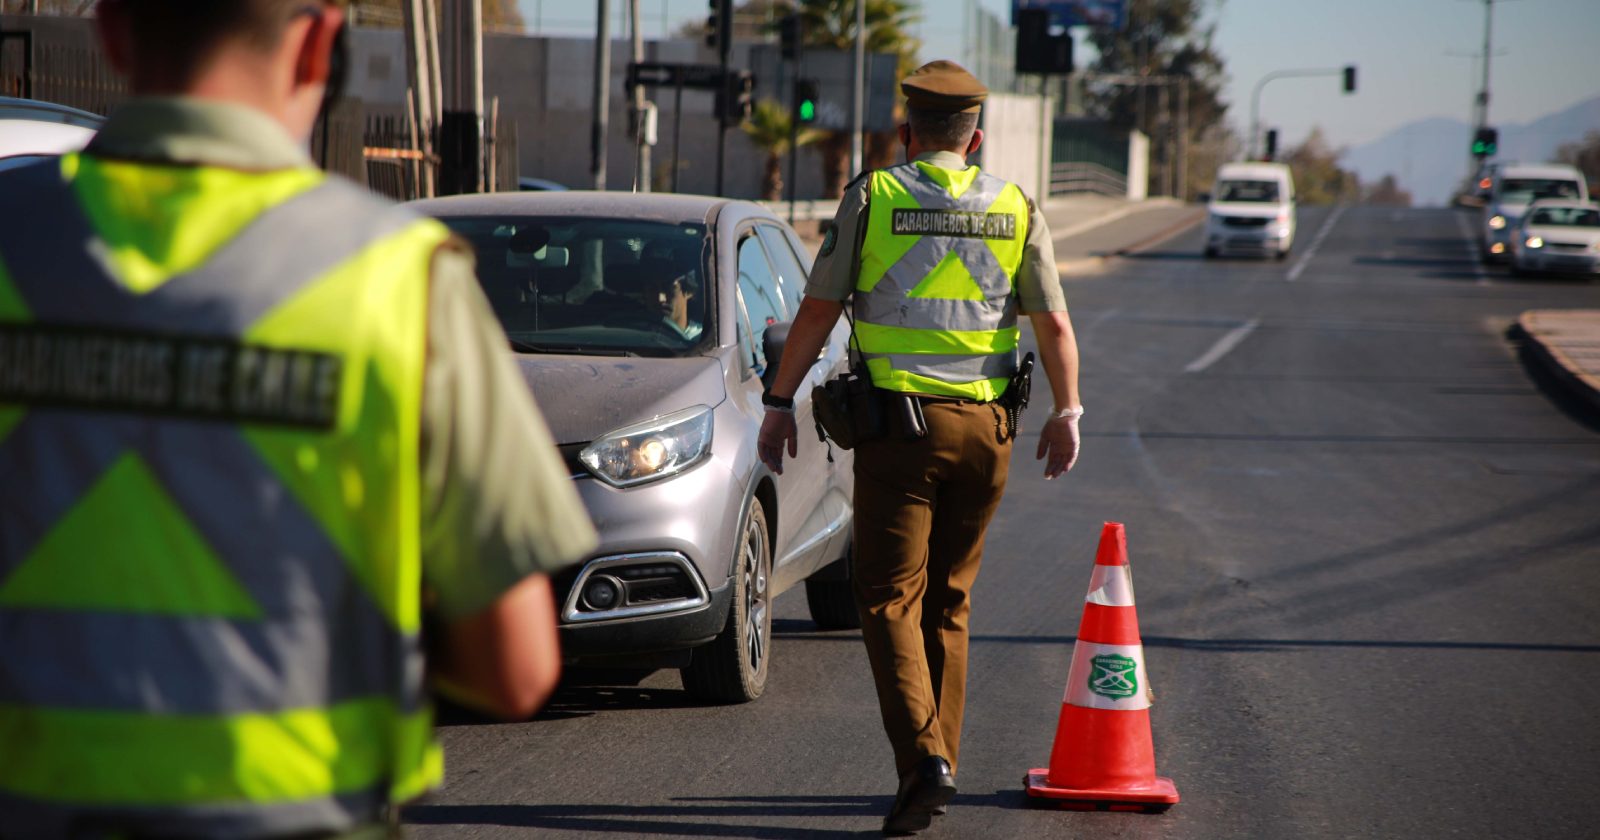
1012, 0, 1127, 30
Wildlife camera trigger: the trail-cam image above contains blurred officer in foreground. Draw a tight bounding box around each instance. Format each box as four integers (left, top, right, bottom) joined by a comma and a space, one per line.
0, 1, 595, 836
756, 61, 1082, 835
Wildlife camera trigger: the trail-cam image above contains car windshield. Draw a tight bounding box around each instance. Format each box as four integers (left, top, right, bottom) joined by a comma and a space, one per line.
1217, 180, 1280, 202
1528, 207, 1600, 227
441, 216, 712, 357
1498, 178, 1582, 205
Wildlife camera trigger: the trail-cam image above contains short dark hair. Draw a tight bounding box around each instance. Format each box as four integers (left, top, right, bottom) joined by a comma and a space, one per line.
112, 0, 319, 81
906, 108, 980, 152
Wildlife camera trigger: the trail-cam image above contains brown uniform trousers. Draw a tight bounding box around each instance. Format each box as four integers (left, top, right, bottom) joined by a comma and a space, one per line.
852, 397, 1013, 778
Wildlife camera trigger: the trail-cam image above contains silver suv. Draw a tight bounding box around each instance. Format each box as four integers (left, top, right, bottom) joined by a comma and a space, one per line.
414, 192, 857, 703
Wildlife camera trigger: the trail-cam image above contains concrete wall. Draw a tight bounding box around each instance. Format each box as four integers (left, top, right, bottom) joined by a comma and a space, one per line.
978, 93, 1052, 201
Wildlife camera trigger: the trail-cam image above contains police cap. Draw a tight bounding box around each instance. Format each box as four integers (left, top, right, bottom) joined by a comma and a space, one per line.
900, 60, 987, 114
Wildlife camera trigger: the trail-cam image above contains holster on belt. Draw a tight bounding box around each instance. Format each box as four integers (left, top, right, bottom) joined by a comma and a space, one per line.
995, 351, 1035, 440
811, 367, 885, 450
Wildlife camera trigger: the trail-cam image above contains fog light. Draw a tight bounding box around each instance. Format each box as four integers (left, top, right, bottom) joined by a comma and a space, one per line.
581, 576, 623, 611
1490, 242, 1505, 254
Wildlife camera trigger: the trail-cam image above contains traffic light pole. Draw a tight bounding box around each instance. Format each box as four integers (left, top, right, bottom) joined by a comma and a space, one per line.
1247, 66, 1355, 161
713, 0, 732, 196
788, 41, 802, 223
591, 0, 611, 190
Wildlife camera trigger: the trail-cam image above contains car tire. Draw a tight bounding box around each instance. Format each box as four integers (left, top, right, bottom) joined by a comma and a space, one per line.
1275, 248, 1290, 261
805, 544, 861, 631
681, 499, 771, 703
1203, 246, 1218, 259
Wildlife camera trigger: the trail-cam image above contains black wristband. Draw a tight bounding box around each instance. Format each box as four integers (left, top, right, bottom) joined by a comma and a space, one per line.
761, 391, 795, 410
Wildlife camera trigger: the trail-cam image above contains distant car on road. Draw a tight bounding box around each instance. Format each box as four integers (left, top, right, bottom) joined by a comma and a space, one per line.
1202, 162, 1297, 260
0, 96, 103, 172
1481, 163, 1588, 263
410, 191, 858, 703
1508, 200, 1600, 278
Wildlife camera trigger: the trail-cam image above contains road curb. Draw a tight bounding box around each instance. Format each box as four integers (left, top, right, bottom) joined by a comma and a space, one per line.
1514, 310, 1600, 416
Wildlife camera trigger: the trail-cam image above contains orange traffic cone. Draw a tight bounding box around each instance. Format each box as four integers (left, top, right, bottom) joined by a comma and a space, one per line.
1024, 522, 1179, 812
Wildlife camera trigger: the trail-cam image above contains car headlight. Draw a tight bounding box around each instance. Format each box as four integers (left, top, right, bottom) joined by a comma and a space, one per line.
580, 405, 714, 488
1274, 210, 1290, 224
1488, 215, 1506, 230
1525, 236, 1543, 249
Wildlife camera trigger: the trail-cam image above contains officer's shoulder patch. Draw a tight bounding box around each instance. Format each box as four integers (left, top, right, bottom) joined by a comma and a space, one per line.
819, 225, 838, 257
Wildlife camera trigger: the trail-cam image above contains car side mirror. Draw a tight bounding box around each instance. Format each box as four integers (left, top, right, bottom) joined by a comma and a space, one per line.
1197, 191, 1211, 204
761, 321, 792, 390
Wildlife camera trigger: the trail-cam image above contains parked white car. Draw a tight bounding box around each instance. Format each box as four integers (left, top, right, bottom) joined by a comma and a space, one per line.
1509, 200, 1600, 278
0, 97, 103, 172
1481, 163, 1588, 263
1202, 162, 1296, 260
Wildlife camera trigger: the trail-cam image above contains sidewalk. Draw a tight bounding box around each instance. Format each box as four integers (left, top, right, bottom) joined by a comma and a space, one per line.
1041, 195, 1204, 276
1517, 310, 1600, 414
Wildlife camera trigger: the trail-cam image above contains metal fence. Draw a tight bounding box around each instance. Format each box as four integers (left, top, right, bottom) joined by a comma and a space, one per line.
1049, 162, 1127, 198
1, 13, 516, 201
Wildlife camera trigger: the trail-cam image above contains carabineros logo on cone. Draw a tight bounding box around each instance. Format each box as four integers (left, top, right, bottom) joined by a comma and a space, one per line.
1088, 653, 1138, 700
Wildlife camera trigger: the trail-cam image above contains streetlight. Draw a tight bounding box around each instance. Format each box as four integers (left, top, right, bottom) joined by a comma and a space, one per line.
1247, 64, 1356, 161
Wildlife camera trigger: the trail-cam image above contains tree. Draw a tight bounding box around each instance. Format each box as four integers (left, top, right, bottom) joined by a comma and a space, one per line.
1556, 130, 1600, 197
741, 98, 824, 200
1281, 127, 1359, 205
790, 0, 920, 197
1361, 174, 1412, 207
1084, 0, 1230, 199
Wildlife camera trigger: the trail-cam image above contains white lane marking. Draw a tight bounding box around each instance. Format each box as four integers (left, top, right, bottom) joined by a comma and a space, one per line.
1453, 210, 1492, 286
1184, 318, 1260, 373
1286, 204, 1348, 282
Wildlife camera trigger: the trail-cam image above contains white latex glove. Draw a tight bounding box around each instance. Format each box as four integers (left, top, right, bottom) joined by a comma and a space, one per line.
1036, 412, 1081, 479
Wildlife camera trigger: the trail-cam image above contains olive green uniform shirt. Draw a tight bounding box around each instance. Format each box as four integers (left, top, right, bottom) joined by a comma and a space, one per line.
79, 98, 596, 619
805, 151, 1068, 312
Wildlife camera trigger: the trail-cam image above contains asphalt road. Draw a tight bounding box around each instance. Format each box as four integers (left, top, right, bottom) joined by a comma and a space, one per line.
406, 206, 1600, 839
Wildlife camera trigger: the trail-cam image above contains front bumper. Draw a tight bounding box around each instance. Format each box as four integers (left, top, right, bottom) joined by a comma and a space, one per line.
1207, 223, 1290, 254
1514, 248, 1600, 275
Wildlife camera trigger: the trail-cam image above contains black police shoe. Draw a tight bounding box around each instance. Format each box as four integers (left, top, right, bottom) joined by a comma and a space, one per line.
882, 756, 957, 835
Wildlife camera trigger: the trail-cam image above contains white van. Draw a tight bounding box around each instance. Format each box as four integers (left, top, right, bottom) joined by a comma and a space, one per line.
1481, 163, 1589, 263
1203, 162, 1297, 260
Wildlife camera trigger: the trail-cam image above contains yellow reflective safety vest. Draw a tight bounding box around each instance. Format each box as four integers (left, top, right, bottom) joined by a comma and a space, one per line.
0, 155, 451, 837
854, 160, 1031, 401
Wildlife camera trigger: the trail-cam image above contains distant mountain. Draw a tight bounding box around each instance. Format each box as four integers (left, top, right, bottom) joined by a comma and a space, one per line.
1340, 95, 1600, 207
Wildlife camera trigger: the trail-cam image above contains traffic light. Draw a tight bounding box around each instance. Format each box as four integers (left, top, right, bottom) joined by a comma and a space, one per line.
1342, 65, 1357, 93
1472, 127, 1498, 157
779, 14, 801, 61
716, 70, 754, 125
1264, 129, 1278, 161
1015, 8, 1073, 75
795, 78, 819, 123
705, 0, 732, 53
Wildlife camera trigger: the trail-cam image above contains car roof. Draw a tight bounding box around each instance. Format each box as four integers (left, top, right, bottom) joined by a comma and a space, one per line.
408, 191, 765, 227
1498, 163, 1583, 179
1217, 162, 1291, 180
0, 97, 104, 130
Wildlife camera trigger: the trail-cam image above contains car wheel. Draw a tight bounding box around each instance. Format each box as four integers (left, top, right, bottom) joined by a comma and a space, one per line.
681, 498, 771, 703
1275, 248, 1290, 261
1202, 246, 1218, 259
805, 543, 861, 630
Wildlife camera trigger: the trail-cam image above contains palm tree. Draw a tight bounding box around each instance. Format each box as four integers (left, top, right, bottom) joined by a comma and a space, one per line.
742, 99, 825, 201
788, 0, 920, 196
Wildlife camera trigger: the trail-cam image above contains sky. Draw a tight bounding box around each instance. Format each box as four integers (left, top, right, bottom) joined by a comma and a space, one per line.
518, 0, 1600, 151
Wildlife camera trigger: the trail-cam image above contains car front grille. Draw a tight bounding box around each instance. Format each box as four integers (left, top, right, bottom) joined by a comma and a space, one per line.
1546, 241, 1589, 252
1223, 216, 1270, 227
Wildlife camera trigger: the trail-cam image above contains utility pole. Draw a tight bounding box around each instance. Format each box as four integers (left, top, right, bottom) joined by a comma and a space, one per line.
402, 0, 437, 197
849, 0, 865, 177
439, 0, 485, 194
1476, 0, 1496, 130
592, 0, 611, 190
630, 0, 651, 192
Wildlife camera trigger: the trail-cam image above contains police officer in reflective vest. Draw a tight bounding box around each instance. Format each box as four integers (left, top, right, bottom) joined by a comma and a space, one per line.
0, 1, 596, 836
758, 60, 1083, 835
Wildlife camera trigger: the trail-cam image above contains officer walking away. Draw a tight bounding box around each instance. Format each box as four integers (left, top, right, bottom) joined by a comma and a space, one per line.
0, 1, 596, 837
756, 60, 1082, 835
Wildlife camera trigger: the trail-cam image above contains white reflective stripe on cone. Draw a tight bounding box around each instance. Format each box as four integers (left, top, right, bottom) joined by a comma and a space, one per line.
1064, 640, 1153, 711
1085, 562, 1136, 607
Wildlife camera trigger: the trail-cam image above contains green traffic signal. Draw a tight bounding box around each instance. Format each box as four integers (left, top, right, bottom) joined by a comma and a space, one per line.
799, 100, 816, 122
